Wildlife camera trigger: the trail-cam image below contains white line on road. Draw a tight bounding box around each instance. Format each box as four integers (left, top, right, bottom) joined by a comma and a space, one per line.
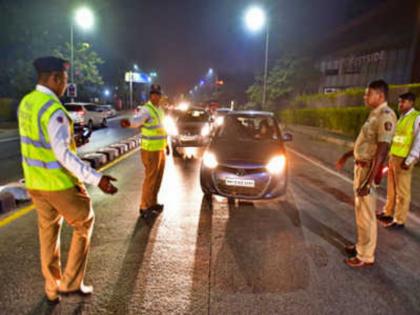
0, 137, 19, 143
288, 147, 420, 225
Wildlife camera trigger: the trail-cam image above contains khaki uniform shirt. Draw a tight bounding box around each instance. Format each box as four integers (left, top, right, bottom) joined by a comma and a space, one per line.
354, 102, 397, 161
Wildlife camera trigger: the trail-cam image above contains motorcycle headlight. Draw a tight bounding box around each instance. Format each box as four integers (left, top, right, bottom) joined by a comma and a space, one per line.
203, 152, 218, 169
266, 155, 286, 174
215, 116, 224, 126
201, 124, 210, 137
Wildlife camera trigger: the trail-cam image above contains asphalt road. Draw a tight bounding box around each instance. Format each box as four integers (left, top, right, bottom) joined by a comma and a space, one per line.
1, 144, 420, 314
0, 115, 136, 185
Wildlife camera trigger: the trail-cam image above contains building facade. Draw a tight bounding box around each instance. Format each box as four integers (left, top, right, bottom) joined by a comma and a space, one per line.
316, 0, 420, 93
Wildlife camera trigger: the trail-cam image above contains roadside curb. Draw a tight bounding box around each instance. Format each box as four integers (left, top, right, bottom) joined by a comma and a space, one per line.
0, 134, 142, 216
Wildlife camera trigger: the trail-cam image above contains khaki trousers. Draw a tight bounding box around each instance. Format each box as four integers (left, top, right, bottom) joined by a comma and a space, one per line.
140, 149, 166, 209
383, 155, 414, 224
28, 185, 94, 299
353, 165, 377, 263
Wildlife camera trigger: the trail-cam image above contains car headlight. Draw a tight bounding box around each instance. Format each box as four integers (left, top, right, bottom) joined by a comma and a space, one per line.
164, 116, 178, 136
266, 155, 286, 174
201, 124, 210, 137
203, 152, 218, 169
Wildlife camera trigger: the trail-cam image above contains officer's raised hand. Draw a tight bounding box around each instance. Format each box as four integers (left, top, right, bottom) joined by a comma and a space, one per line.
98, 175, 118, 195
120, 119, 131, 128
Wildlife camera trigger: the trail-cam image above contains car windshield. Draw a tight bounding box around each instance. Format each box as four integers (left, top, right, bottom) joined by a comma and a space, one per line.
177, 110, 209, 123
216, 115, 279, 140
65, 105, 83, 112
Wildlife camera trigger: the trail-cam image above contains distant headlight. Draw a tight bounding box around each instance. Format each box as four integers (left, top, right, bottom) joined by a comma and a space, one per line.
266, 155, 286, 174
201, 124, 210, 137
203, 152, 218, 169
164, 116, 178, 136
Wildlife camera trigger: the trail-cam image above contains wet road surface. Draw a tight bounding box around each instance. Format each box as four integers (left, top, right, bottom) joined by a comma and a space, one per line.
1, 147, 420, 314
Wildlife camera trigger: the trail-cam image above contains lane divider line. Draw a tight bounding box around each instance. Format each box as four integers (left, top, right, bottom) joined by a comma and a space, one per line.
288, 147, 420, 225
0, 136, 19, 144
0, 146, 141, 228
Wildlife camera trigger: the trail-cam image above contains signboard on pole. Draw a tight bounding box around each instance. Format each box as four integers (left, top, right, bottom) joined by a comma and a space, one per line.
125, 71, 151, 83
67, 83, 77, 98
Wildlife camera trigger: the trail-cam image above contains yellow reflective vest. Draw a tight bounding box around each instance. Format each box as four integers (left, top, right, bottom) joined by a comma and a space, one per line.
140, 102, 167, 151
18, 90, 79, 191
390, 110, 420, 158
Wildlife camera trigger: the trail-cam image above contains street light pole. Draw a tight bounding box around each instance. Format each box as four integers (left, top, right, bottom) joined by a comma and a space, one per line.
262, 24, 269, 109
70, 21, 75, 102
129, 72, 133, 109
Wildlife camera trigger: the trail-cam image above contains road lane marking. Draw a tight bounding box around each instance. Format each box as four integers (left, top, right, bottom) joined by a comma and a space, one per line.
0, 146, 141, 228
0, 204, 33, 228
288, 147, 420, 225
0, 136, 19, 143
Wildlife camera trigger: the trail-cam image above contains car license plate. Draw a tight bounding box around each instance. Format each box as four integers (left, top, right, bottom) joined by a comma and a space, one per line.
181, 135, 198, 141
225, 177, 255, 188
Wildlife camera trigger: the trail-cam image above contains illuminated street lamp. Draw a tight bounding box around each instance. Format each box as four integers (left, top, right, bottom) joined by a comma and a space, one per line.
70, 7, 95, 97
244, 5, 269, 108
104, 89, 111, 97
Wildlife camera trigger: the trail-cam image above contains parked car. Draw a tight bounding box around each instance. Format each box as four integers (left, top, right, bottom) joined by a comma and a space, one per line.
200, 111, 292, 201
100, 105, 117, 118
64, 103, 108, 130
167, 107, 213, 157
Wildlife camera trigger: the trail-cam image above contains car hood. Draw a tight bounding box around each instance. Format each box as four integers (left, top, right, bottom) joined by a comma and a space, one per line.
209, 138, 285, 166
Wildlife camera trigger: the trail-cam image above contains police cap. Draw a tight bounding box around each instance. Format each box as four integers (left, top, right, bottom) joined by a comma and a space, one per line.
33, 56, 70, 74
149, 84, 162, 95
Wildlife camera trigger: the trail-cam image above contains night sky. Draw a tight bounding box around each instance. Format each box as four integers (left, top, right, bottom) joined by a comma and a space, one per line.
1, 0, 385, 97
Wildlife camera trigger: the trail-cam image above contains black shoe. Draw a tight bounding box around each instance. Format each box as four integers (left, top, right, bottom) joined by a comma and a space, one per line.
46, 295, 61, 305
152, 204, 164, 213
376, 213, 393, 224
344, 244, 357, 257
384, 222, 405, 230
139, 207, 155, 219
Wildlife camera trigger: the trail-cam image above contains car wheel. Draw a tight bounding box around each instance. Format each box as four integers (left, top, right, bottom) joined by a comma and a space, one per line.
101, 118, 108, 128
88, 120, 93, 131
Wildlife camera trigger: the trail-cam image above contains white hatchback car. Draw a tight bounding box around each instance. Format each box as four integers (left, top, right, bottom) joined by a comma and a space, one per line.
64, 103, 108, 129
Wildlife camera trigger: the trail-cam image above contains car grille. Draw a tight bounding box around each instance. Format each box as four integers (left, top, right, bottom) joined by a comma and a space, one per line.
213, 165, 270, 198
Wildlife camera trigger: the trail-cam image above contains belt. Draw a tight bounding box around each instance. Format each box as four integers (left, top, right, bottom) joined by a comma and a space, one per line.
355, 160, 371, 168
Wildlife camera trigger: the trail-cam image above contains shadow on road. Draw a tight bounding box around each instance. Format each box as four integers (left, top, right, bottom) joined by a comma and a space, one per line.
212, 194, 310, 295
187, 195, 213, 314
103, 215, 162, 314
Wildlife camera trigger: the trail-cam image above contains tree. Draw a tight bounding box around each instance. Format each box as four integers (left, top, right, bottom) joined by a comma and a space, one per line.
247, 56, 320, 111
54, 42, 104, 98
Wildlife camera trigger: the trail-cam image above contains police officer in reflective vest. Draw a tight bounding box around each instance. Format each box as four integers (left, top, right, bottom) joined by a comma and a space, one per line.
121, 84, 169, 218
18, 56, 118, 304
336, 80, 397, 268
378, 92, 420, 229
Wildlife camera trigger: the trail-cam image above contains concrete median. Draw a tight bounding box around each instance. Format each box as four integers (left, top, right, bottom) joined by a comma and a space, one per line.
0, 134, 142, 214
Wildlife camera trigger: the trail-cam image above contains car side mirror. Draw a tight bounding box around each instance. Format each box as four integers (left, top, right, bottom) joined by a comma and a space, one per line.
282, 132, 293, 142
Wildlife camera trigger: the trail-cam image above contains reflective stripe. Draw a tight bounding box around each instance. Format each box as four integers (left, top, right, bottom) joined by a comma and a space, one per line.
22, 157, 62, 169
142, 124, 163, 130
141, 135, 167, 140
145, 104, 162, 124
20, 136, 52, 149
37, 100, 55, 147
